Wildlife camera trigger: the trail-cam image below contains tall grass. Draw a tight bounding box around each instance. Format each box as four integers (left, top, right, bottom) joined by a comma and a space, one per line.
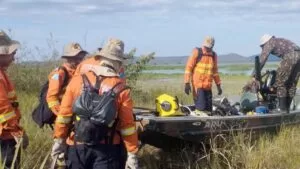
3, 62, 300, 169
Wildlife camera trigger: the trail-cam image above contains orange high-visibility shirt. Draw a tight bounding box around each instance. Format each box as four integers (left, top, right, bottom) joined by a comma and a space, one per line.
0, 69, 23, 140
184, 47, 221, 91
54, 71, 138, 153
46, 64, 75, 115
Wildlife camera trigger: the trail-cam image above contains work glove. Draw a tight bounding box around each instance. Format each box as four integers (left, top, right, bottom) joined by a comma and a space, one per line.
51, 138, 66, 160
13, 132, 29, 149
217, 85, 222, 95
125, 152, 139, 169
184, 83, 191, 95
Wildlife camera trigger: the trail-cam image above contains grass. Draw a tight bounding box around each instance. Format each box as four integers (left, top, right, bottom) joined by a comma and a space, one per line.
2, 63, 300, 169
138, 125, 300, 169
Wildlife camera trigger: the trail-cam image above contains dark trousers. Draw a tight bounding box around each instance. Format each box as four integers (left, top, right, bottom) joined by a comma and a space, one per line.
66, 144, 126, 169
194, 88, 212, 111
0, 139, 20, 169
275, 51, 300, 98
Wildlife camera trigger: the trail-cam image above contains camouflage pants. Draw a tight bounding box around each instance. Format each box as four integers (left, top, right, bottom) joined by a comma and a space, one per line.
275, 51, 300, 97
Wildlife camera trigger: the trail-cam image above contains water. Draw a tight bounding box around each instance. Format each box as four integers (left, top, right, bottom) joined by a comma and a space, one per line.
143, 68, 253, 75
142, 63, 279, 75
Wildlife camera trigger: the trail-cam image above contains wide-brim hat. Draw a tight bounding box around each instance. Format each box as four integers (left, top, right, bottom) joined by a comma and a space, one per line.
61, 42, 88, 58
95, 38, 125, 62
0, 31, 20, 55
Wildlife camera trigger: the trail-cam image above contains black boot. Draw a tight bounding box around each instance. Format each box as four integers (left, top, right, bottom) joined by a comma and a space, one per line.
278, 97, 288, 113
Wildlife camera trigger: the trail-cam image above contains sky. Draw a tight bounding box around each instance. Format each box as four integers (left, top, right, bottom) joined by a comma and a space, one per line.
1, 0, 300, 60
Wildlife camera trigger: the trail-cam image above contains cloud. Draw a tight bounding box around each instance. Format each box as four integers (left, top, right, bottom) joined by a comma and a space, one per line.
1, 0, 299, 22
187, 0, 300, 21
0, 7, 7, 11
0, 0, 171, 16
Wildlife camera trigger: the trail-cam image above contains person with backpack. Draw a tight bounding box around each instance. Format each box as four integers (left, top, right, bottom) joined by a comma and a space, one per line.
46, 43, 87, 116
0, 30, 29, 169
184, 36, 222, 116
51, 38, 139, 169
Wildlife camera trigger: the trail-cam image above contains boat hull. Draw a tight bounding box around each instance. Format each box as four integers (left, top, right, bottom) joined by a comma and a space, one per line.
136, 110, 300, 148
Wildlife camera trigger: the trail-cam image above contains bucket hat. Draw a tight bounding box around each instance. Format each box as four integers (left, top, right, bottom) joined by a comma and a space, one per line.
0, 30, 20, 55
61, 42, 87, 58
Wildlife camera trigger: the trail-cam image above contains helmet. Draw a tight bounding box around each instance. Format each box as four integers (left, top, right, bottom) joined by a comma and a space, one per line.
260, 34, 274, 46
155, 94, 185, 117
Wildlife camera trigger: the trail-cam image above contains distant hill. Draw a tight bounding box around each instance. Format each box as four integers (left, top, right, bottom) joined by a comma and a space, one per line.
149, 53, 248, 65
249, 54, 280, 62
147, 53, 281, 65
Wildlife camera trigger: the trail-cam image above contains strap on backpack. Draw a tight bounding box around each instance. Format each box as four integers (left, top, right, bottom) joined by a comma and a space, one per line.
196, 47, 216, 63
111, 82, 130, 96
196, 47, 203, 63
81, 73, 106, 94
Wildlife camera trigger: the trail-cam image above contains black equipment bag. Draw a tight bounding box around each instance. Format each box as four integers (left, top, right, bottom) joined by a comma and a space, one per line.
72, 74, 129, 145
31, 66, 69, 128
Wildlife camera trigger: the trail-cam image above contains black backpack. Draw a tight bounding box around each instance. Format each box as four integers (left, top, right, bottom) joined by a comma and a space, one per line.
32, 66, 69, 128
72, 74, 129, 145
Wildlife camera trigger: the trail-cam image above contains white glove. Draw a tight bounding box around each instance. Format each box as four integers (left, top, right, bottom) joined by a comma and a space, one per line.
125, 152, 139, 169
51, 138, 66, 160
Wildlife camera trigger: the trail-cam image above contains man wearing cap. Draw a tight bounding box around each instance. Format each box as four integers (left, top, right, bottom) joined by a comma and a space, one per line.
46, 43, 87, 115
0, 30, 28, 168
51, 38, 139, 169
184, 36, 222, 116
255, 34, 300, 113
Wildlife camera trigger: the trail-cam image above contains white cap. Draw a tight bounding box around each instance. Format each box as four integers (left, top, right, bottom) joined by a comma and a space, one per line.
260, 34, 274, 46
202, 36, 215, 49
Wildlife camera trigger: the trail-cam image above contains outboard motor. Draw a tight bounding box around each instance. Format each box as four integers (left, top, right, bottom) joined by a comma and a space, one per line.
261, 70, 276, 93
260, 70, 278, 110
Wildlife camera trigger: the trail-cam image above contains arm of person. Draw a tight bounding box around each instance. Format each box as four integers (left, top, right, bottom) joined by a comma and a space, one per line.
252, 43, 273, 76
46, 69, 67, 115
53, 78, 76, 139
184, 48, 198, 84
212, 53, 221, 86
0, 79, 20, 133
117, 89, 139, 154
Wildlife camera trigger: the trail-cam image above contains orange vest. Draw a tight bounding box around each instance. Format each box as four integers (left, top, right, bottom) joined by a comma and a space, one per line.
184, 47, 221, 91
53, 72, 138, 153
0, 69, 23, 140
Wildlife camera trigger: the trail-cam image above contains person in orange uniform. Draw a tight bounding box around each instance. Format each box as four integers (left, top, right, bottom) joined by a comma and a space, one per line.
46, 43, 87, 115
51, 38, 139, 169
0, 30, 28, 168
184, 36, 222, 116
74, 47, 127, 83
